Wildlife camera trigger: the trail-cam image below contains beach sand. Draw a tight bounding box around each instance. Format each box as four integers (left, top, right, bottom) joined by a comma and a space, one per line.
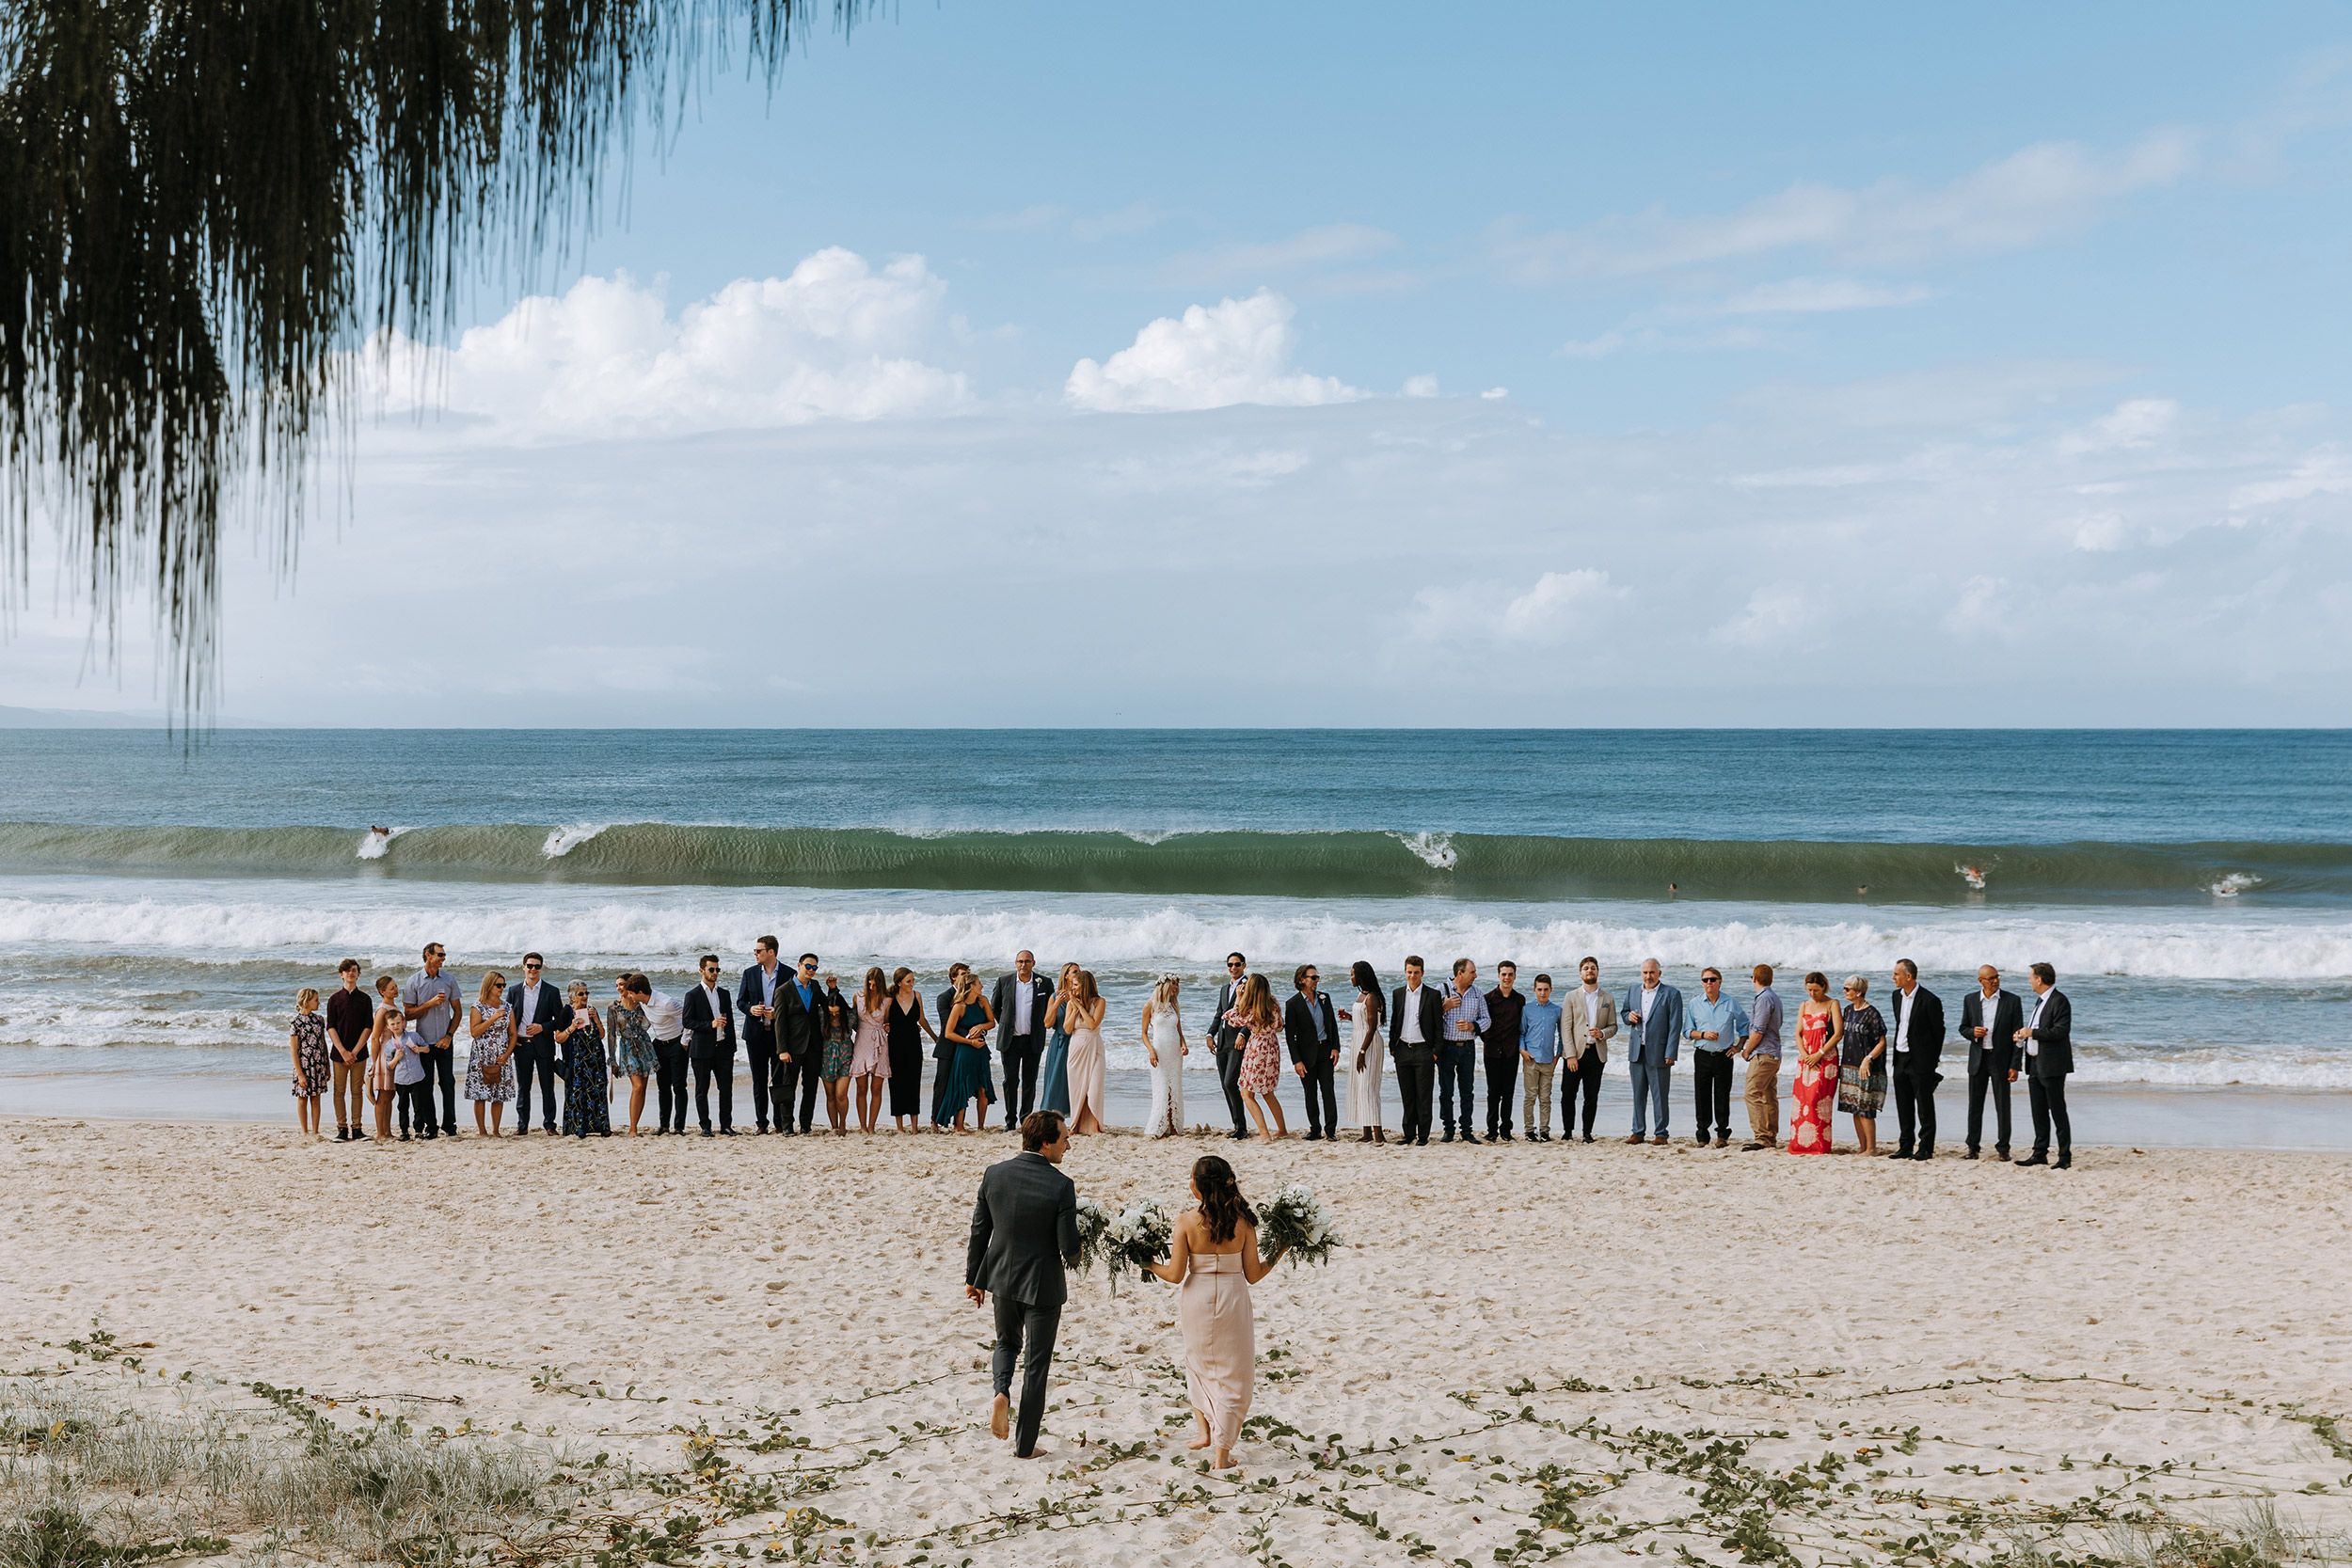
5, 1117, 2350, 1564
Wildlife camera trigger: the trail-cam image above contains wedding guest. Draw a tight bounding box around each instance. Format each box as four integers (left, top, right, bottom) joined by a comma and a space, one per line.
380, 974, 429, 1141
399, 942, 464, 1138
1518, 973, 1565, 1143
2014, 962, 2074, 1169
326, 958, 373, 1142
683, 953, 736, 1137
993, 951, 1054, 1122
1618, 958, 1684, 1146
557, 980, 611, 1138
1141, 974, 1188, 1137
368, 974, 405, 1143
1739, 965, 1784, 1151
1224, 974, 1289, 1141
1960, 964, 2022, 1161
938, 970, 997, 1132
1438, 958, 1487, 1144
1039, 961, 1078, 1118
932, 962, 973, 1129
850, 967, 891, 1134
966, 1109, 1080, 1460
1389, 957, 1444, 1147
1481, 960, 1526, 1142
1145, 1155, 1287, 1473
1342, 961, 1386, 1145
1681, 967, 1747, 1148
507, 952, 566, 1136
1836, 974, 1887, 1155
1562, 957, 1615, 1144
1209, 953, 1252, 1140
885, 966, 937, 1133
1787, 971, 1842, 1155
607, 975, 658, 1136
1059, 970, 1109, 1135
774, 953, 826, 1135
819, 974, 855, 1133
739, 937, 785, 1133
1281, 964, 1341, 1142
1886, 958, 1947, 1160
644, 974, 688, 1135
288, 988, 328, 1136
464, 970, 516, 1137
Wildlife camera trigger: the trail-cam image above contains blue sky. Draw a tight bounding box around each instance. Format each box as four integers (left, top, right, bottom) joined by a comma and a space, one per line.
11, 2, 2352, 723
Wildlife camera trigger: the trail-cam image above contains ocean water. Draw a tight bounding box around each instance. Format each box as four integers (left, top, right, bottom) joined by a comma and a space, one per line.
3, 729, 2350, 1123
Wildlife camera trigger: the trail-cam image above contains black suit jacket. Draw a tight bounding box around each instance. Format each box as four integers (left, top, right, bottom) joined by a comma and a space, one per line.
739, 962, 785, 1054
505, 981, 572, 1057
682, 982, 734, 1053
1282, 992, 1340, 1069
992, 974, 1054, 1042
1388, 985, 1446, 1069
966, 1152, 1080, 1308
1887, 984, 1947, 1076
1959, 989, 2023, 1075
2019, 988, 2074, 1078
1209, 977, 1248, 1051
933, 987, 961, 1063
774, 977, 824, 1063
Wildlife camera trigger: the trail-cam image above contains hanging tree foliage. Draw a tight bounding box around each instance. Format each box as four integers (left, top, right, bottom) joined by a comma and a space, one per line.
0, 0, 862, 713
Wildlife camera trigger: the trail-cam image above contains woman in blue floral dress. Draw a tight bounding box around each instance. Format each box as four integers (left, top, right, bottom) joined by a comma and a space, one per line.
606, 974, 659, 1137
558, 980, 612, 1137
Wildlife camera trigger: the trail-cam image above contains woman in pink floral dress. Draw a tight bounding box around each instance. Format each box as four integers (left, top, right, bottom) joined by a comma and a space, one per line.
1223, 974, 1290, 1141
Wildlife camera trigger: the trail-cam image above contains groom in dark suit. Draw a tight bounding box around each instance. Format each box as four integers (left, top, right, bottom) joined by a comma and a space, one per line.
966, 1110, 1081, 1459
1958, 964, 2023, 1160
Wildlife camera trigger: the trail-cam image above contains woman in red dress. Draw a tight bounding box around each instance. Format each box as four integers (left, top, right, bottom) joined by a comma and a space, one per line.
1787, 971, 1844, 1155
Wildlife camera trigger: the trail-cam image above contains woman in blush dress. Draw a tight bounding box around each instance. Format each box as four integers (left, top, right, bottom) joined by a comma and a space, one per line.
1140, 974, 1188, 1137
1145, 1155, 1288, 1473
558, 981, 611, 1138
1787, 971, 1843, 1156
884, 967, 936, 1132
1037, 961, 1078, 1118
464, 970, 516, 1137
289, 988, 329, 1136
606, 974, 659, 1136
1225, 974, 1289, 1141
1341, 960, 1386, 1144
850, 967, 891, 1134
1061, 968, 1109, 1134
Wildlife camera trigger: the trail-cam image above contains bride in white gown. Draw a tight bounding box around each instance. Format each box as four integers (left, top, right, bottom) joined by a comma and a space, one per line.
1141, 975, 1188, 1137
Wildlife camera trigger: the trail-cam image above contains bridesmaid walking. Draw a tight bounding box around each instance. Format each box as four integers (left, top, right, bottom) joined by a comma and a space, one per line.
850, 968, 891, 1134
1787, 971, 1843, 1155
1060, 969, 1109, 1133
558, 981, 612, 1138
884, 967, 937, 1132
1342, 960, 1386, 1144
1145, 1155, 1288, 1473
1140, 974, 1188, 1137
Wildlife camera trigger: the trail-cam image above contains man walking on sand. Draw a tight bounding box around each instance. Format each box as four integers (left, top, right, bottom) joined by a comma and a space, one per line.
966, 1110, 1081, 1459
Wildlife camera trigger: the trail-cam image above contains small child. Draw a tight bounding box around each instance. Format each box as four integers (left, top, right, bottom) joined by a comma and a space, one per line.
290, 987, 329, 1136
371, 974, 418, 1143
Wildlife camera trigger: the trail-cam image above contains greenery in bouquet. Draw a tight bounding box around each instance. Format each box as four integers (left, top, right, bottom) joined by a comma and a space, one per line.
1257, 1183, 1342, 1268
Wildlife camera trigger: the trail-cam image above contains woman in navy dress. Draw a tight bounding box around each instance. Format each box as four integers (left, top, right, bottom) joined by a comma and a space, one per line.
935, 972, 996, 1132
558, 980, 612, 1137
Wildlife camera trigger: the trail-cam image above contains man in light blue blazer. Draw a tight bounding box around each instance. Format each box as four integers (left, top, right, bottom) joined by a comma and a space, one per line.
1617, 957, 1685, 1145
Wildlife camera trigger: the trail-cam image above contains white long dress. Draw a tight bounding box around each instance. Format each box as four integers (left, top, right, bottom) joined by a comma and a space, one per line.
1348, 988, 1385, 1129
1146, 1002, 1185, 1137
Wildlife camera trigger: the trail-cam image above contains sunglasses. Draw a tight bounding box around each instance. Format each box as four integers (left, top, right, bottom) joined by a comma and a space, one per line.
524, 962, 542, 971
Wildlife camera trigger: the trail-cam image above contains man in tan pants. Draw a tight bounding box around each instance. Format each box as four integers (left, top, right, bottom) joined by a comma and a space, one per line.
1739, 963, 1784, 1150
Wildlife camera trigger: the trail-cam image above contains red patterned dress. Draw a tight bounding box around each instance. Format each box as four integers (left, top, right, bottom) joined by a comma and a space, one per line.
1787, 1006, 1839, 1155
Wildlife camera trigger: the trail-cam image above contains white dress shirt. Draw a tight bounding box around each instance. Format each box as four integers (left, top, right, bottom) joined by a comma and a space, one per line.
1401, 985, 1425, 1043
1013, 978, 1034, 1035
644, 989, 683, 1041
700, 981, 724, 1036
1894, 986, 1915, 1053
2026, 990, 2048, 1056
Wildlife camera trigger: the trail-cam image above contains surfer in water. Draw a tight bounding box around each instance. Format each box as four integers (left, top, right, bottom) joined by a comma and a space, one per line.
1958, 863, 1987, 892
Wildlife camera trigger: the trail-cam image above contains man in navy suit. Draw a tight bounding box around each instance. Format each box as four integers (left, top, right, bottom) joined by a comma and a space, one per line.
1958, 964, 2023, 1160
2013, 962, 2075, 1169
773, 951, 826, 1133
682, 953, 736, 1136
506, 952, 570, 1135
739, 937, 785, 1132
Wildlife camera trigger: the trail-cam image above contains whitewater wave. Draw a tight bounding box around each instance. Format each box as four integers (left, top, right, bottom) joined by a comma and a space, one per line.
2210, 872, 2264, 898
542, 823, 612, 858
355, 827, 414, 861
1392, 832, 1458, 871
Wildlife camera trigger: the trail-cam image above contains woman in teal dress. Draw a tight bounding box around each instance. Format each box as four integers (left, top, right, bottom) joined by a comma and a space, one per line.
558, 980, 612, 1137
606, 974, 659, 1136
935, 972, 996, 1132
1038, 960, 1077, 1117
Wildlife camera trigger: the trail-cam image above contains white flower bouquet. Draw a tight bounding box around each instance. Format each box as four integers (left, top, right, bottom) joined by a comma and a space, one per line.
1074, 1195, 1171, 1295
1257, 1183, 1343, 1269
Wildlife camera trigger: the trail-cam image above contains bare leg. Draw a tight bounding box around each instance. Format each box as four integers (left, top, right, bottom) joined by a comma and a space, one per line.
489, 1100, 505, 1135
1187, 1411, 1213, 1450
628, 1074, 646, 1134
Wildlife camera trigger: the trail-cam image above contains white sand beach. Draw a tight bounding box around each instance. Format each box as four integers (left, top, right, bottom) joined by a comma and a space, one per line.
5, 1117, 2350, 1565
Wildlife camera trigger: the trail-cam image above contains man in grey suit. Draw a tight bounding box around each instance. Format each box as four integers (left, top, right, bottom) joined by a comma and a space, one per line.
1617, 957, 1685, 1145
966, 1110, 1081, 1458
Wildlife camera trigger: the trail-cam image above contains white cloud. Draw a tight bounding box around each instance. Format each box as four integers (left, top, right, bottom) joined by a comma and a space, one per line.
1561, 323, 1771, 359
1942, 574, 2012, 634
1716, 276, 1936, 314
2068, 511, 2132, 552
1412, 569, 1627, 646
1402, 374, 1440, 398
2231, 444, 2352, 508
2058, 398, 2181, 454
366, 249, 969, 442
1159, 224, 1399, 286
1715, 588, 1804, 648
1497, 127, 2201, 280
1064, 291, 1363, 413
1480, 387, 1509, 401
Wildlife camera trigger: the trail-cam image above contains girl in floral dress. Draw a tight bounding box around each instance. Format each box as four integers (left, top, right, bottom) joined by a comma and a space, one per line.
819, 977, 856, 1133
289, 989, 329, 1136
558, 981, 611, 1137
1223, 973, 1290, 1142
607, 975, 659, 1136
1788, 971, 1844, 1155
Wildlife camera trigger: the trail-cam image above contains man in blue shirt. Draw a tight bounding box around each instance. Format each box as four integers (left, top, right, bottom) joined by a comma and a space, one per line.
1438, 958, 1488, 1144
1517, 974, 1566, 1142
1740, 965, 1785, 1150
1683, 967, 1750, 1149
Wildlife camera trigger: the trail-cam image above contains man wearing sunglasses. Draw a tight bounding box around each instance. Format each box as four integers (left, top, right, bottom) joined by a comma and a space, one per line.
1208, 952, 1253, 1140
506, 952, 570, 1134
773, 951, 827, 1134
